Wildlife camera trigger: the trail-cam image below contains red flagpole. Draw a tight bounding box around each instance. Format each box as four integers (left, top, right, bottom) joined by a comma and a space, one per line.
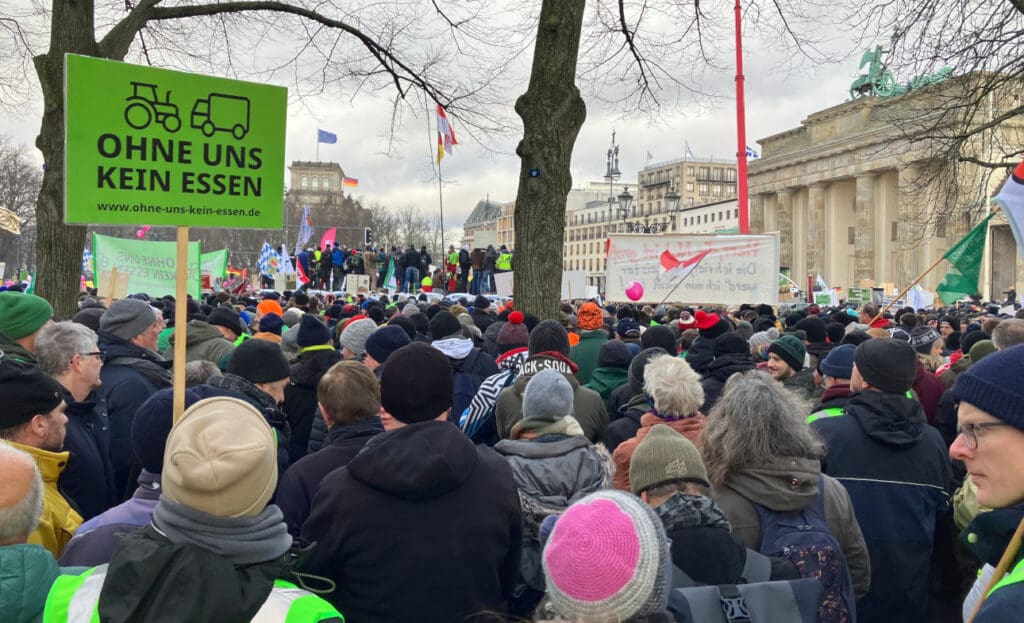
735, 0, 750, 234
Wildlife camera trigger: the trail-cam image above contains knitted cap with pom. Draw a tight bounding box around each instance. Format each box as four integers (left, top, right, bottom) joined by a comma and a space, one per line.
497, 311, 529, 348
543, 490, 671, 620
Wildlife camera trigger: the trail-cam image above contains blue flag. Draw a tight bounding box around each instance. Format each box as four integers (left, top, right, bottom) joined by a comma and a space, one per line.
317, 129, 337, 144
746, 145, 760, 158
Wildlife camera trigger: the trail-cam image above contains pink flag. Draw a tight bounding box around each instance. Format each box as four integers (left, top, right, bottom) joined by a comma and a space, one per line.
296, 260, 311, 285
320, 227, 337, 250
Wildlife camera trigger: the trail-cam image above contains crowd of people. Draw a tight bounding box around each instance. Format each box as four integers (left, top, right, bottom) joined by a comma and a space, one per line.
2, 282, 1024, 622
288, 242, 513, 295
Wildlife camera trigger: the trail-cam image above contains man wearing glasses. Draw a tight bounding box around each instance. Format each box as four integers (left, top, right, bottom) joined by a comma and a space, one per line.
810, 338, 952, 622
35, 321, 118, 521
951, 344, 1024, 620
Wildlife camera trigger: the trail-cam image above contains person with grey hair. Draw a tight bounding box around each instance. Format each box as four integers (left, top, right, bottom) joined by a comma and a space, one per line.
703, 370, 871, 601
97, 298, 173, 499
184, 359, 222, 387
992, 318, 1024, 351
0, 443, 70, 623
35, 321, 118, 520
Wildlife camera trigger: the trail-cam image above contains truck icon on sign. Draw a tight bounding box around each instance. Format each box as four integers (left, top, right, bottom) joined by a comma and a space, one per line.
191, 93, 251, 140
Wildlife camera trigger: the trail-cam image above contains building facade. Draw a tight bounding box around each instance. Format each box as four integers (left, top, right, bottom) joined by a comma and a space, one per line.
285, 161, 371, 250
747, 76, 1023, 298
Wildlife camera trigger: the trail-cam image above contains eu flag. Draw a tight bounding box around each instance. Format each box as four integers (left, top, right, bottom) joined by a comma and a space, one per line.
318, 129, 337, 144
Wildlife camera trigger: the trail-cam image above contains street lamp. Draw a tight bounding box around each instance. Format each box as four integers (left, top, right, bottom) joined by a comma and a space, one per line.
617, 186, 634, 220
665, 184, 682, 231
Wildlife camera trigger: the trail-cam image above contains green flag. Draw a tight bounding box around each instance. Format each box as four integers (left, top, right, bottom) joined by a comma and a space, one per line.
383, 257, 397, 290
935, 212, 995, 304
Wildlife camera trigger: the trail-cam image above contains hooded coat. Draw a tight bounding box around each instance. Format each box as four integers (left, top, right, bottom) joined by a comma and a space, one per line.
161, 320, 235, 369
301, 421, 522, 623
495, 352, 609, 443
584, 365, 629, 401
603, 394, 651, 453
964, 504, 1024, 622
699, 353, 756, 412
282, 346, 343, 462
569, 330, 608, 385
58, 386, 118, 521
811, 390, 952, 622
7, 441, 83, 558
612, 412, 707, 492
712, 455, 871, 599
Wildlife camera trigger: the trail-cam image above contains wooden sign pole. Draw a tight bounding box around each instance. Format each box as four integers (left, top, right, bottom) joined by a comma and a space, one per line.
172, 226, 189, 424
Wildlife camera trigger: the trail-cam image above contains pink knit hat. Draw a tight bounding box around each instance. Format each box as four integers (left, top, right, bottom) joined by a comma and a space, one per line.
541, 490, 671, 619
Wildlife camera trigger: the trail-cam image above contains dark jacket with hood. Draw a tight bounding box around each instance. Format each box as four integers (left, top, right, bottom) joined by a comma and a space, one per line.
964, 504, 1024, 622
604, 393, 651, 453
495, 352, 609, 443
282, 346, 343, 462
584, 365, 629, 401
684, 336, 716, 375
783, 366, 818, 400
712, 455, 872, 599
811, 390, 952, 622
204, 374, 292, 474
59, 386, 118, 521
699, 353, 756, 412
301, 420, 522, 623
97, 331, 173, 499
656, 493, 799, 586
161, 320, 234, 369
277, 417, 384, 537
471, 308, 496, 333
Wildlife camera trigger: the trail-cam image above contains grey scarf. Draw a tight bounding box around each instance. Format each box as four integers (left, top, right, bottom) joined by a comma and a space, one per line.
655, 493, 732, 533
152, 498, 292, 566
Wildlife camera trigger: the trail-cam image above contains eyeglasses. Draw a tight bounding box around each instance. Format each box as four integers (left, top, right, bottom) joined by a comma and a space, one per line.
957, 422, 1009, 450
80, 351, 106, 362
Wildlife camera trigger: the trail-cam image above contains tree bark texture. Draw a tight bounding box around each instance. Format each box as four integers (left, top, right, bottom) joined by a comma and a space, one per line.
512, 0, 586, 320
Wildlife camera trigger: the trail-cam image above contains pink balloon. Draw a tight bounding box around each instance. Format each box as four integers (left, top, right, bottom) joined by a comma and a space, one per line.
142, 225, 151, 232
625, 281, 644, 301
136, 230, 145, 239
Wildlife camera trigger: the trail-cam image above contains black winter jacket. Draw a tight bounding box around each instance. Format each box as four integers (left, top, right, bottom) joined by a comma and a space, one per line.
59, 387, 118, 521
97, 332, 172, 500
685, 336, 716, 375
603, 394, 650, 453
277, 418, 383, 537
699, 353, 755, 412
282, 347, 343, 462
302, 420, 522, 623
812, 390, 952, 623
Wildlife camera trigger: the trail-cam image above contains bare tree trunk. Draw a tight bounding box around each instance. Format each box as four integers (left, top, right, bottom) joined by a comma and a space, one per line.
32, 1, 101, 317
512, 0, 586, 320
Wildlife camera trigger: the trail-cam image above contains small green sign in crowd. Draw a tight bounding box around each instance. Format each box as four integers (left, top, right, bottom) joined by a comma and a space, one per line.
93, 233, 202, 299
65, 55, 287, 228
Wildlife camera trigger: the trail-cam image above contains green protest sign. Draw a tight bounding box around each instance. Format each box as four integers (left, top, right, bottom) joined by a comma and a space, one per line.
201, 249, 229, 278
814, 293, 832, 306
848, 287, 871, 304
93, 233, 201, 298
65, 55, 287, 228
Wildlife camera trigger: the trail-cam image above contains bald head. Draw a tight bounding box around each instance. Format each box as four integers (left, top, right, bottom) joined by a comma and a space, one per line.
0, 444, 43, 545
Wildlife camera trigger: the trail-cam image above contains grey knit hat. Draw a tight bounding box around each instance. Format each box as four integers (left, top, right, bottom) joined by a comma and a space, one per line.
521, 368, 574, 425
100, 298, 156, 341
543, 490, 671, 620
629, 424, 710, 494
748, 327, 779, 351
340, 318, 377, 356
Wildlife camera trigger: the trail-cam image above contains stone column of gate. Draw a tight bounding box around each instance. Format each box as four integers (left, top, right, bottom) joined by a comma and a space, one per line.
776, 189, 794, 270
806, 184, 827, 278
854, 174, 876, 283
749, 194, 765, 233
896, 166, 922, 289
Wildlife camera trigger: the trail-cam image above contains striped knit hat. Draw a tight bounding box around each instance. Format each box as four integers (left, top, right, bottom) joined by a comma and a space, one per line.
542, 490, 671, 619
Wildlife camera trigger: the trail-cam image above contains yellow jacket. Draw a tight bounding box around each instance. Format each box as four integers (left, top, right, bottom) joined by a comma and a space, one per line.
7, 441, 82, 557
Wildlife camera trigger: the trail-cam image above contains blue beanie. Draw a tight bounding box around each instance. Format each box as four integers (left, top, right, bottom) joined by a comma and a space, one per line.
819, 344, 856, 379
952, 344, 1024, 432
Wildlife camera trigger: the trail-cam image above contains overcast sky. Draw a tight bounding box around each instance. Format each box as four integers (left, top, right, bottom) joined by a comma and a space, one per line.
0, 6, 865, 231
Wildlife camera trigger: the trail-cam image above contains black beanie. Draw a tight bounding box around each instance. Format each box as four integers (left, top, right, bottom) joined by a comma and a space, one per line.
841, 330, 871, 347
528, 320, 570, 356
854, 339, 917, 394
598, 340, 633, 369
387, 315, 417, 340
227, 339, 291, 383
429, 310, 463, 340
794, 317, 827, 343
628, 347, 669, 394
752, 316, 776, 333
131, 387, 201, 473
380, 342, 454, 423
297, 314, 331, 347
714, 332, 750, 357
0, 359, 63, 428
960, 328, 987, 356
641, 325, 677, 355
825, 322, 845, 344
207, 306, 244, 336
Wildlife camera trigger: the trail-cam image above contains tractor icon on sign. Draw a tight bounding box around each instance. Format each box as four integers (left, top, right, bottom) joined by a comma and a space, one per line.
124, 82, 182, 132
191, 93, 251, 140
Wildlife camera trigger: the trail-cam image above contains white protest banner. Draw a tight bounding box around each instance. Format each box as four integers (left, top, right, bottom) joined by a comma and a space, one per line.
605, 233, 780, 305
93, 233, 201, 298
561, 271, 588, 300
493, 272, 514, 298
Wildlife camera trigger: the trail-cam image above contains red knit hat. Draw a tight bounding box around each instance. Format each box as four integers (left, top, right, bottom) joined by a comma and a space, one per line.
694, 310, 720, 330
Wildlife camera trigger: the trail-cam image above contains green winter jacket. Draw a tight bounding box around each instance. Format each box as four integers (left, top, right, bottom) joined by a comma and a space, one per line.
584, 367, 629, 401
0, 544, 73, 623
569, 330, 608, 386
162, 321, 236, 370
0, 331, 36, 363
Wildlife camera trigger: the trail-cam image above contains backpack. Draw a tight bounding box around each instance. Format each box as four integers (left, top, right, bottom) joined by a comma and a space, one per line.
467, 369, 517, 446
449, 349, 485, 425
459, 248, 471, 266
753, 475, 856, 623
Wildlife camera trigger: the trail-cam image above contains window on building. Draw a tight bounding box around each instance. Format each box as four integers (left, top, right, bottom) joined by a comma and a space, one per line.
687, 166, 695, 176
698, 184, 708, 196
711, 213, 716, 222
323, 178, 330, 190
712, 185, 721, 196
725, 169, 737, 182
301, 176, 308, 189
686, 182, 694, 192
848, 227, 856, 245
892, 221, 899, 242
704, 214, 708, 224
699, 167, 710, 178
312, 177, 319, 189
687, 197, 694, 206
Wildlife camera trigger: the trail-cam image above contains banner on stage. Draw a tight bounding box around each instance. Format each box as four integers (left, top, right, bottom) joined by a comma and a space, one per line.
605, 233, 780, 305
93, 233, 201, 298
201, 249, 229, 278
494, 272, 514, 298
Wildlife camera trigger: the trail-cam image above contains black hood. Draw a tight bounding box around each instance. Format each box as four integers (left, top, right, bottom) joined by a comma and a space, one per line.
844, 390, 926, 448
289, 348, 343, 387
706, 353, 755, 381
686, 337, 715, 374
98, 331, 168, 367
347, 420, 478, 501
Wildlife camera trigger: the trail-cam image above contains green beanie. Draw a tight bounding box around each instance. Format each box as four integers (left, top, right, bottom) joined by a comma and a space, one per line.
768, 334, 807, 372
0, 292, 53, 339
629, 424, 710, 495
